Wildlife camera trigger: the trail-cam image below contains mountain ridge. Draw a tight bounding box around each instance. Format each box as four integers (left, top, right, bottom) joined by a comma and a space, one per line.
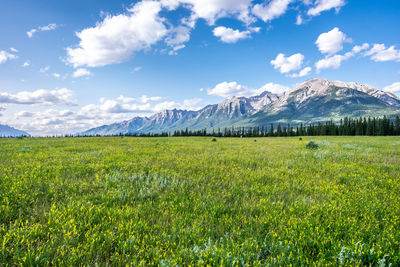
0, 124, 30, 137
80, 78, 400, 135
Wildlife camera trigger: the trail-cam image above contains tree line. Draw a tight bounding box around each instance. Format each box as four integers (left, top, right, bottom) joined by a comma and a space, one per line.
78, 115, 400, 138
171, 115, 400, 137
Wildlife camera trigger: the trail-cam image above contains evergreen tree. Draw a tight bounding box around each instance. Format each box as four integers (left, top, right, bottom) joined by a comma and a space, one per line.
269, 123, 274, 136
277, 124, 282, 137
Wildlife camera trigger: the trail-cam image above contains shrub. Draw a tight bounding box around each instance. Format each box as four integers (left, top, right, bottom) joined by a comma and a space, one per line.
299, 137, 303, 141
211, 138, 217, 142
306, 141, 319, 149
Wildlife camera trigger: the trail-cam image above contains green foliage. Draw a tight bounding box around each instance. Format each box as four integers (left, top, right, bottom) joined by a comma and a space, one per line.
306, 141, 320, 149
1, 136, 400, 265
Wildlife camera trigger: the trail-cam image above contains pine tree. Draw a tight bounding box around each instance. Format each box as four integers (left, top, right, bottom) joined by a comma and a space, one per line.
277, 124, 282, 137
269, 123, 274, 136
395, 115, 400, 135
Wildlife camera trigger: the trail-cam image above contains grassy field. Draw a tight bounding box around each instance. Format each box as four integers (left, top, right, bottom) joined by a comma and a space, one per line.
1, 136, 400, 265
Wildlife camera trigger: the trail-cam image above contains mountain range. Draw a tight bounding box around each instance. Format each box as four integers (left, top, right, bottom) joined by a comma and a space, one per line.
0, 124, 30, 137
80, 78, 400, 135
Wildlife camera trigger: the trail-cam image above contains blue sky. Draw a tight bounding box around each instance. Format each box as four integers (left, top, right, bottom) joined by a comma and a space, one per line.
1, 0, 400, 135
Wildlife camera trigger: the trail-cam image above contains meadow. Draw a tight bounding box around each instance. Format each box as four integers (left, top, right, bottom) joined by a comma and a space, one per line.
1, 136, 399, 265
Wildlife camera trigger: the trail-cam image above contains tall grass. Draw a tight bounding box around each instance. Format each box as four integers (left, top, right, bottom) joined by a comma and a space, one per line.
1, 136, 399, 265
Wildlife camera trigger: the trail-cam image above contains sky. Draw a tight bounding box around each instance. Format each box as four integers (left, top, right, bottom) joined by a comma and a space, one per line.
0, 0, 400, 136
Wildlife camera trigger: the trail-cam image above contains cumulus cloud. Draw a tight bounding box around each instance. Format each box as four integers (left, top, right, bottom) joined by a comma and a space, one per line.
290, 66, 312, 78
315, 54, 350, 72
207, 81, 289, 97
64, 0, 344, 68
258, 82, 290, 94
213, 26, 251, 43
382, 82, 400, 93
271, 53, 304, 73
252, 0, 292, 22
162, 0, 254, 25
352, 43, 369, 53
66, 1, 168, 67
27, 23, 57, 38
315, 43, 372, 73
315, 27, 351, 55
307, 0, 346, 16
365, 44, 400, 62
207, 81, 251, 97
0, 88, 76, 106
22, 61, 30, 67
52, 73, 61, 79
0, 50, 18, 64
72, 68, 92, 78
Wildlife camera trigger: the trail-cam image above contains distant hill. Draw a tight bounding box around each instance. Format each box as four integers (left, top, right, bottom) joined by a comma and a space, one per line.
80, 78, 400, 135
0, 124, 30, 137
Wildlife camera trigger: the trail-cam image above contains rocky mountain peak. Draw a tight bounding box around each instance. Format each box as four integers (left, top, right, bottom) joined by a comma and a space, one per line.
80, 78, 400, 136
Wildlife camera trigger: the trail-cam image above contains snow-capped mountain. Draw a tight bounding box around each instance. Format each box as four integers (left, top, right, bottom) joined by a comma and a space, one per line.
81, 78, 400, 135
0, 124, 30, 137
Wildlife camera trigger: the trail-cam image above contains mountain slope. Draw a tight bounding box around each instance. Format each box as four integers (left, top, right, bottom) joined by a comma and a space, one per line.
0, 124, 30, 137
243, 78, 400, 126
80, 78, 400, 135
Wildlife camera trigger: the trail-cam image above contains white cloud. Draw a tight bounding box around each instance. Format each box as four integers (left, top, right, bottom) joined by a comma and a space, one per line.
207, 81, 288, 97
252, 0, 292, 22
207, 81, 250, 97
40, 66, 50, 73
63, 0, 347, 68
382, 82, 400, 93
165, 25, 191, 54
52, 73, 61, 78
0, 88, 76, 106
162, 0, 254, 25
133, 66, 142, 72
10, 48, 18, 53
72, 68, 92, 78
27, 23, 57, 38
315, 27, 351, 55
352, 43, 369, 53
271, 53, 304, 73
213, 26, 251, 43
67, 1, 168, 67
307, 0, 346, 16
315, 43, 369, 72
315, 54, 349, 72
365, 44, 400, 62
0, 50, 18, 64
258, 82, 290, 94
116, 95, 163, 104
15, 111, 35, 117
22, 61, 30, 67
290, 66, 312, 78
295, 15, 303, 25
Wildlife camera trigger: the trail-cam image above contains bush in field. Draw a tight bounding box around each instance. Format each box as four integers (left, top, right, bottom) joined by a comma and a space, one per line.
211, 138, 217, 142
306, 141, 319, 149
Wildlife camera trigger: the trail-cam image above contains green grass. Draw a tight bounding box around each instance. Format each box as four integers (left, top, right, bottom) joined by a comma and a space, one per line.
1, 136, 400, 265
